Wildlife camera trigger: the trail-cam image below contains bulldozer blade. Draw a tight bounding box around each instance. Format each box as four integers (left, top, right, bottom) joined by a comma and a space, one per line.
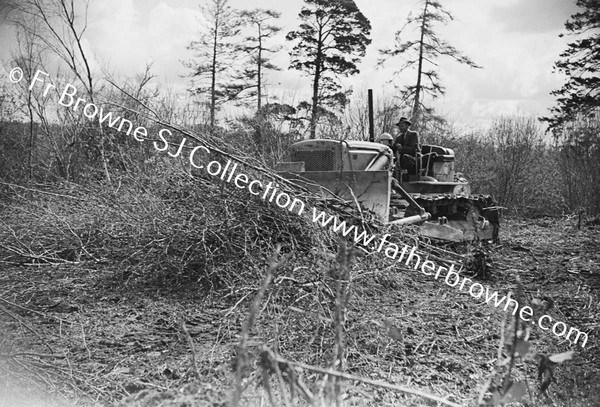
278, 170, 391, 221
417, 219, 495, 242
417, 222, 466, 242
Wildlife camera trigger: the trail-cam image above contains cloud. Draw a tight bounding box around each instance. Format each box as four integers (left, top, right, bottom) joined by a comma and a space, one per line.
146, 2, 203, 82
85, 0, 203, 83
490, 0, 580, 33
87, 0, 145, 75
0, 0, 579, 129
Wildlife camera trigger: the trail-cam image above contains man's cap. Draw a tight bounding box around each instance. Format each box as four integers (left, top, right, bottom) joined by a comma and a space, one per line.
395, 117, 412, 126
378, 132, 393, 141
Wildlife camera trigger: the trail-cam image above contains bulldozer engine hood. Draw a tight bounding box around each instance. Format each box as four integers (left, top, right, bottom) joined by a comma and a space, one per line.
288, 139, 393, 172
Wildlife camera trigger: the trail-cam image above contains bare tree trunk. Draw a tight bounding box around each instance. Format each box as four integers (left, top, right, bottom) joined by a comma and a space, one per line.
257, 24, 263, 113
58, 0, 111, 184
411, 0, 429, 126
310, 29, 323, 139
254, 28, 264, 147
27, 91, 34, 180
210, 15, 219, 137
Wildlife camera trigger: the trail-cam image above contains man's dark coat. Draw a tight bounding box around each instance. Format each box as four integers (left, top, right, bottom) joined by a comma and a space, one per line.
393, 130, 420, 156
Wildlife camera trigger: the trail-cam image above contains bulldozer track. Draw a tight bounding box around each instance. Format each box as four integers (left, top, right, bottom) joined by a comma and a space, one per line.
393, 193, 502, 241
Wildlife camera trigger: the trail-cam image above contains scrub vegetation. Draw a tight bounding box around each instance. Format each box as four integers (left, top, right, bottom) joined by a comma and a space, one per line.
1, 0, 599, 406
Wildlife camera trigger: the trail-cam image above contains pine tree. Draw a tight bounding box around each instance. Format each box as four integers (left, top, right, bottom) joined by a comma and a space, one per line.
379, 0, 480, 126
236, 9, 282, 114
185, 0, 242, 135
286, 0, 371, 139
543, 0, 600, 132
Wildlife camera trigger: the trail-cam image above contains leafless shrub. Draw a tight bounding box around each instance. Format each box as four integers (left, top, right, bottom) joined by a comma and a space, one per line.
342, 88, 406, 140
428, 116, 569, 217
0, 163, 321, 291
557, 113, 600, 216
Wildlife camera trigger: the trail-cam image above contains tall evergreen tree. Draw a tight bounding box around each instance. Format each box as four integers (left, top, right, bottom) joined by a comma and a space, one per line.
379, 0, 480, 126
236, 9, 282, 114
543, 0, 600, 132
286, 0, 371, 139
185, 0, 242, 135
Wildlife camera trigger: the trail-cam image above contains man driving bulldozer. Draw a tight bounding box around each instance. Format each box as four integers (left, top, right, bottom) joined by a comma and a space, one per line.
392, 117, 420, 174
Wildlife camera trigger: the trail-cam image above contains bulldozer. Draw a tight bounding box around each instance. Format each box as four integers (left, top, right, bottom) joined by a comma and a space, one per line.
275, 126, 500, 243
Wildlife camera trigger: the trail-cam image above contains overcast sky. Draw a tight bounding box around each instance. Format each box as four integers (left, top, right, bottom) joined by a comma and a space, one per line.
1, 0, 581, 129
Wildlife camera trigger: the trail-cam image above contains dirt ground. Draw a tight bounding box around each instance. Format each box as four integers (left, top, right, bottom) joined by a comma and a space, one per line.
1, 215, 599, 407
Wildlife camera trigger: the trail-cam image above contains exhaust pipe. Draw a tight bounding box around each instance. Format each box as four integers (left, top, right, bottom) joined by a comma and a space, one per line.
368, 89, 374, 142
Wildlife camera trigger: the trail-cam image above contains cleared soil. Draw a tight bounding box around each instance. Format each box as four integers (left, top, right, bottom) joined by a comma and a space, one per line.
1, 211, 599, 406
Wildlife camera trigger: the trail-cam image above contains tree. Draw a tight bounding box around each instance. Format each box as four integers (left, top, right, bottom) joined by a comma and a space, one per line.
557, 115, 600, 214
542, 0, 600, 132
540, 1, 600, 215
236, 9, 282, 113
7, 0, 113, 182
185, 0, 243, 135
286, 0, 371, 139
379, 0, 480, 126
11, 26, 44, 181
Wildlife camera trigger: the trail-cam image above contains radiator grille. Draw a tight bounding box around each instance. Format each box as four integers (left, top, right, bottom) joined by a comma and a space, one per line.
292, 149, 334, 171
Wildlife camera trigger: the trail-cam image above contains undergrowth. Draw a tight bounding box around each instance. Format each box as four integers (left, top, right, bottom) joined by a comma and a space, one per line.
0, 165, 319, 291
0, 172, 593, 406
